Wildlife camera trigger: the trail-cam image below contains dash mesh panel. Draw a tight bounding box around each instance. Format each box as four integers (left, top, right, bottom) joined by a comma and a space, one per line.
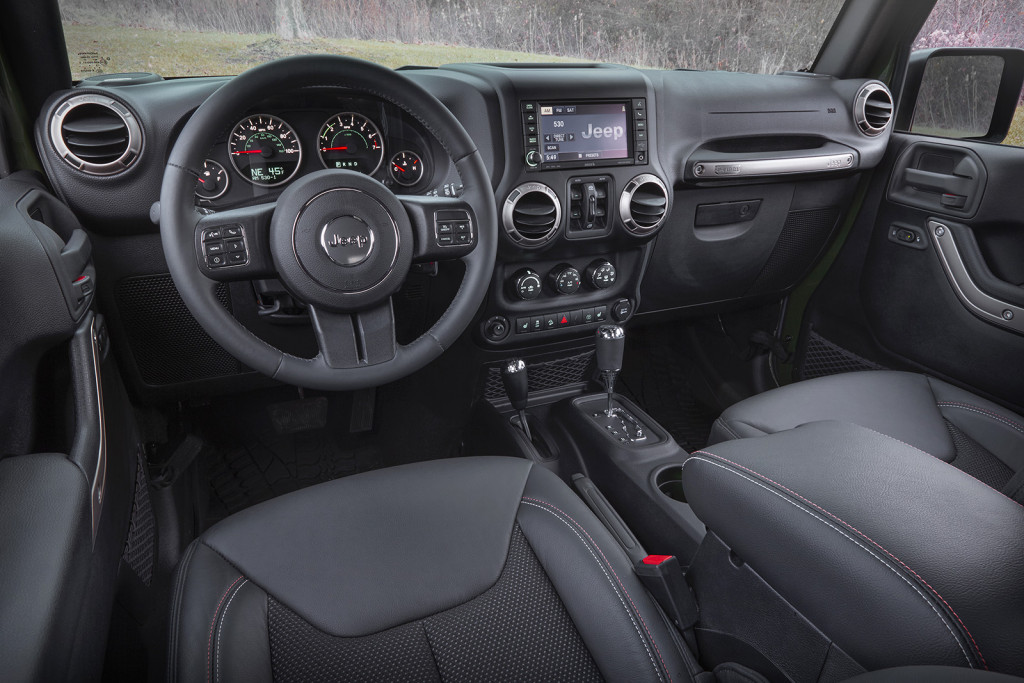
114, 274, 240, 385
267, 525, 603, 682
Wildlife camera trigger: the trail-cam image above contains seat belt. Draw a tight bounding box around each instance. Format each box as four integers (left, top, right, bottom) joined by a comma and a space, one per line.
572, 474, 700, 652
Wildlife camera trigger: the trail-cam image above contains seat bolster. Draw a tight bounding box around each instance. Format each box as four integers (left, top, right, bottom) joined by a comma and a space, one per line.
519, 464, 697, 683
214, 580, 272, 683
711, 371, 955, 460
929, 376, 1024, 473
169, 541, 269, 683
682, 421, 1024, 674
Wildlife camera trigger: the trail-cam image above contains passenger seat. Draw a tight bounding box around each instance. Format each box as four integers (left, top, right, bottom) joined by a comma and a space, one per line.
709, 370, 1024, 498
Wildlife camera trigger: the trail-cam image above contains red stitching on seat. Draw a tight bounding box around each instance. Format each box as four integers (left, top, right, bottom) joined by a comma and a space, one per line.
207, 575, 245, 683
693, 451, 989, 670
937, 401, 1024, 435
521, 496, 673, 683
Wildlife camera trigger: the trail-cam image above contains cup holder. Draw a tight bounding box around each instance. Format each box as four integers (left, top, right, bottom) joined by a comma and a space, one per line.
654, 464, 686, 503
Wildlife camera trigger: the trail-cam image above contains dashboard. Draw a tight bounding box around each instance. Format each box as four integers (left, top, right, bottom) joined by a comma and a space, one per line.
32, 63, 894, 395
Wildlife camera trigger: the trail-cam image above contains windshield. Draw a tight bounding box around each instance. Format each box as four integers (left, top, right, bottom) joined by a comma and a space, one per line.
60, 0, 845, 80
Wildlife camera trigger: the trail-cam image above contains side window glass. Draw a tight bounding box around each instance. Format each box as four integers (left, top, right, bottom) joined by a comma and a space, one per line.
911, 55, 1004, 138
913, 0, 1024, 146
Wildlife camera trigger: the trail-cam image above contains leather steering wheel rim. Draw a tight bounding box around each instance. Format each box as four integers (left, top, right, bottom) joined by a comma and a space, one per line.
159, 55, 496, 390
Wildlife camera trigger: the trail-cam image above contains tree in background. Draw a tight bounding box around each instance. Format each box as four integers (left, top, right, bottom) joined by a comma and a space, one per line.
276, 0, 310, 40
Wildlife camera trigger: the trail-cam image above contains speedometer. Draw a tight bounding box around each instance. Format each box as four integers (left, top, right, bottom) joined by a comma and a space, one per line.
228, 114, 302, 186
318, 112, 384, 175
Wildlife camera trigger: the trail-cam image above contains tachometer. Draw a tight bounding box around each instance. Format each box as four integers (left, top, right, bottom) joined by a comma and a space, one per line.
228, 114, 302, 186
318, 112, 384, 174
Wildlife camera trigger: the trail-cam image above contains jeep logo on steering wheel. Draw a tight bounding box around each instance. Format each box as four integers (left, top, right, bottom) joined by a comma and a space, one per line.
320, 216, 375, 267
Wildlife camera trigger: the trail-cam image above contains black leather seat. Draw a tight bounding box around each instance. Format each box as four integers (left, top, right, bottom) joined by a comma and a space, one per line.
683, 370, 1024, 675
168, 457, 698, 682
710, 371, 1024, 497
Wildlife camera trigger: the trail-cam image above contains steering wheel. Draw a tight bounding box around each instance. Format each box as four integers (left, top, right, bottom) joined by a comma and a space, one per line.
160, 55, 496, 391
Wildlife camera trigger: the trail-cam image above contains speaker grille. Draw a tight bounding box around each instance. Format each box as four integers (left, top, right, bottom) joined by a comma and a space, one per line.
115, 275, 241, 385
748, 207, 841, 294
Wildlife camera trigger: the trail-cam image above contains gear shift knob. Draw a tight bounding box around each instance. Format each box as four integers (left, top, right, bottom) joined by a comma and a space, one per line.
501, 359, 529, 411
502, 359, 533, 441
596, 325, 625, 372
596, 325, 625, 416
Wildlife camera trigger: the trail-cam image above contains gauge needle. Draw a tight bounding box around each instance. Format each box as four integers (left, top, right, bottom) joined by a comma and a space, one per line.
231, 150, 262, 154
321, 147, 349, 151
393, 164, 405, 173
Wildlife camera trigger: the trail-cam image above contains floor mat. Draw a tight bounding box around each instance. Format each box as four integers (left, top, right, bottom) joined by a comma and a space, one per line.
194, 381, 468, 527
616, 326, 721, 453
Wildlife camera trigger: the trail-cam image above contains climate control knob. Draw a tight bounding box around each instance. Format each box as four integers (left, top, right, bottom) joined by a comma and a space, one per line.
510, 268, 542, 300
586, 260, 617, 289
550, 265, 581, 295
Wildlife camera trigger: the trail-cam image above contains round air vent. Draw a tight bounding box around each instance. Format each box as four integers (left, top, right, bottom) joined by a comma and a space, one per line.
48, 93, 143, 176
502, 182, 561, 246
854, 82, 893, 137
619, 174, 669, 234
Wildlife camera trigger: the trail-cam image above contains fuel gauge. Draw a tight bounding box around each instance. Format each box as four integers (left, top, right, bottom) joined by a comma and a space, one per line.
389, 151, 425, 187
195, 159, 229, 200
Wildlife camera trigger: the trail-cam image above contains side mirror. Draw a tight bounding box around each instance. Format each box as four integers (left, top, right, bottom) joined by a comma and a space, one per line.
896, 47, 1024, 143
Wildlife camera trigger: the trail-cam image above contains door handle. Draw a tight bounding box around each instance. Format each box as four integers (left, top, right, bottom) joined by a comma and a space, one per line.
904, 168, 974, 199
929, 220, 1024, 334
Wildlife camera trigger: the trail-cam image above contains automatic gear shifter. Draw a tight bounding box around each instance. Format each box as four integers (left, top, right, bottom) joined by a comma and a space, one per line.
501, 359, 532, 441
596, 325, 625, 416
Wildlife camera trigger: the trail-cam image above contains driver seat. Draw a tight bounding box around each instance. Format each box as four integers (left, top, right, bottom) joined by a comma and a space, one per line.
167, 457, 697, 682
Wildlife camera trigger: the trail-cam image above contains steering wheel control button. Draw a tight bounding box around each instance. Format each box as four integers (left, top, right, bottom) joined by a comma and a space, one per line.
551, 265, 582, 295
203, 228, 223, 240
207, 253, 227, 268
227, 252, 248, 265
225, 239, 245, 252
511, 269, 542, 300
223, 225, 242, 238
205, 242, 225, 255
434, 210, 474, 249
320, 216, 375, 267
484, 316, 510, 341
611, 299, 632, 321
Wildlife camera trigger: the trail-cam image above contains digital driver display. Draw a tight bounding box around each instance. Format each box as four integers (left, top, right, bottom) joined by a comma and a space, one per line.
538, 102, 630, 164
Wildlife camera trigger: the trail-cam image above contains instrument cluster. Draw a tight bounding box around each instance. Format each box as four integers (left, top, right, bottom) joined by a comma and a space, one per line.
194, 94, 453, 206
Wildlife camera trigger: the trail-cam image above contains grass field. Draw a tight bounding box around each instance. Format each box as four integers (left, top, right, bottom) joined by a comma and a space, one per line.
62, 23, 584, 79
62, 22, 1024, 149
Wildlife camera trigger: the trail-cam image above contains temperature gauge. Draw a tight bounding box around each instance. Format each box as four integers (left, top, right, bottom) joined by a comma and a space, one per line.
389, 150, 425, 187
195, 159, 229, 200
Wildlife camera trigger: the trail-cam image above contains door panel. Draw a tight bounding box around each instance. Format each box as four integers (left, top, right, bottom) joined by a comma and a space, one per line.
800, 132, 1024, 411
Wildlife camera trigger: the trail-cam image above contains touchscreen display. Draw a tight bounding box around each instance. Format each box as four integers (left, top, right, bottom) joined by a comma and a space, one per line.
538, 102, 629, 163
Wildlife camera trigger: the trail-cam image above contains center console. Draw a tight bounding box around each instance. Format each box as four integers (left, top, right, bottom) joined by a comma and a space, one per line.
451, 65, 671, 349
